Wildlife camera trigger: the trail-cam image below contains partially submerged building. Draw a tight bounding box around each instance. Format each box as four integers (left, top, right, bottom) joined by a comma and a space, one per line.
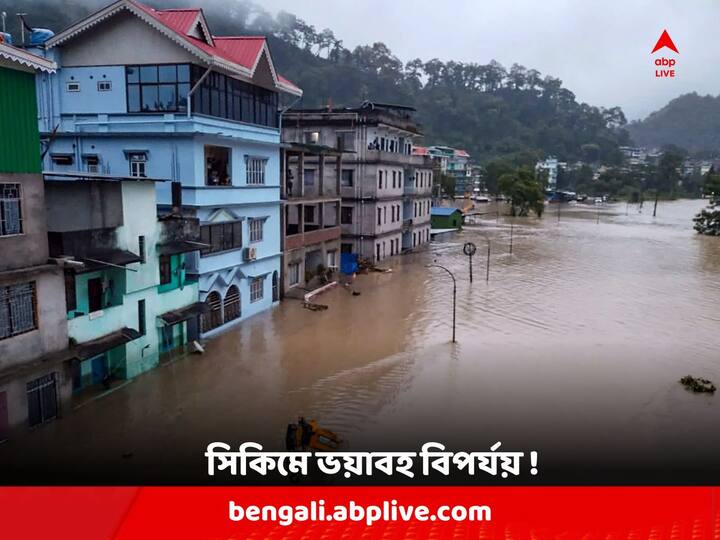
0, 42, 71, 439
44, 172, 204, 392
284, 102, 433, 262
280, 143, 342, 295
34, 0, 302, 336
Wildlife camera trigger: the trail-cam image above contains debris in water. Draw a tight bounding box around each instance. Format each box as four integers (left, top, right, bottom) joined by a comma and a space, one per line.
303, 302, 328, 311
352, 291, 361, 296
679, 375, 716, 394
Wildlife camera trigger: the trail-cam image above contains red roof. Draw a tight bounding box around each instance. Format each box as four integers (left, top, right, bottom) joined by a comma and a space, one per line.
412, 146, 429, 156
128, 0, 300, 93
454, 149, 470, 158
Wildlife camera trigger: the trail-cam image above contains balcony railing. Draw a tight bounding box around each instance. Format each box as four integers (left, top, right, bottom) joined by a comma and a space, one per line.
285, 226, 341, 251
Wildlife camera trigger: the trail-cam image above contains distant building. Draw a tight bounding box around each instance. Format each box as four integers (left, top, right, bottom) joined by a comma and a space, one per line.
619, 146, 648, 166
430, 207, 463, 230
417, 146, 472, 196
284, 102, 433, 262
34, 0, 302, 336
535, 157, 565, 190
0, 43, 71, 439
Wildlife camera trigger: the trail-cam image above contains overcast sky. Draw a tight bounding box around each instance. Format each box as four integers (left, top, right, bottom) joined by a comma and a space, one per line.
257, 0, 718, 120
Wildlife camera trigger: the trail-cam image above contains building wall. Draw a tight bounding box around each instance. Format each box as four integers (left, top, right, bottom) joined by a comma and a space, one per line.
0, 270, 69, 373
58, 11, 198, 67
0, 173, 51, 270
0, 67, 41, 174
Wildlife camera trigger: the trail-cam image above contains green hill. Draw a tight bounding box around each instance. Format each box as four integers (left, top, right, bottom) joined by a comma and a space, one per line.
627, 93, 720, 153
12, 0, 631, 165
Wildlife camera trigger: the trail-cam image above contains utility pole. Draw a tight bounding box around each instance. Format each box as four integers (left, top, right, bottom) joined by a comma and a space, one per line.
16, 13, 27, 44
509, 221, 514, 255
463, 242, 477, 283
2, 12, 7, 34
486, 241, 491, 283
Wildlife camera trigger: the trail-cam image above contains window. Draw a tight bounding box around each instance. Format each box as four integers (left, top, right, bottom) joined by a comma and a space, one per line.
337, 132, 355, 151
224, 285, 241, 322
303, 168, 315, 186
190, 65, 278, 127
377, 208, 382, 226
205, 145, 231, 186
87, 278, 103, 313
392, 171, 397, 189
0, 184, 23, 236
0, 282, 37, 340
288, 262, 300, 286
200, 221, 242, 256
202, 291, 223, 332
64, 270, 76, 313
159, 255, 172, 285
83, 155, 100, 173
341, 206, 353, 225
126, 64, 190, 113
128, 152, 147, 178
27, 374, 58, 427
304, 131, 320, 144
246, 156, 267, 185
66, 81, 80, 92
378, 170, 383, 189
138, 236, 146, 264
303, 206, 315, 224
50, 154, 73, 166
137, 299, 146, 336
327, 250, 337, 269
249, 218, 263, 243
250, 277, 264, 303
97, 80, 112, 92
341, 169, 354, 187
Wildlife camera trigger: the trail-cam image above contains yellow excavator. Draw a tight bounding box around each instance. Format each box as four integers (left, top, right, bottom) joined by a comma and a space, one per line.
286, 417, 342, 452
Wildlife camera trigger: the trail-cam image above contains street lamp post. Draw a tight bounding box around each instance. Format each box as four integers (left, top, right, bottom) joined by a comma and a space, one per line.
427, 264, 457, 343
463, 242, 477, 283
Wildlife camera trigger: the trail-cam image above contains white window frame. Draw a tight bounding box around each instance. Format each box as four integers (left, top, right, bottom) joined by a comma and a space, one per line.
288, 262, 300, 286
250, 277, 264, 303
249, 218, 264, 243
245, 156, 267, 185
66, 81, 80, 92
97, 80, 112, 92
128, 153, 147, 178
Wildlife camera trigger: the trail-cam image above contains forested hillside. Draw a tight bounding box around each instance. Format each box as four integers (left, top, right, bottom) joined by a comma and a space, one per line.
11, 0, 632, 164
627, 93, 720, 154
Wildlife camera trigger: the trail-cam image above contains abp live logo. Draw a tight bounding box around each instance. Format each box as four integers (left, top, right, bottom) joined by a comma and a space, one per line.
652, 29, 678, 78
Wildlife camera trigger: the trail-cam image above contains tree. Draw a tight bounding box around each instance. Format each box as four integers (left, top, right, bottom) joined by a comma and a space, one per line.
498, 167, 545, 217
439, 173, 456, 197
650, 149, 684, 216
693, 169, 720, 235
483, 159, 514, 196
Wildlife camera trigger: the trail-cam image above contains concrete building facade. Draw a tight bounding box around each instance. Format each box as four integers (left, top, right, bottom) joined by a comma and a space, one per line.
284, 102, 432, 263
33, 0, 302, 336
0, 42, 72, 439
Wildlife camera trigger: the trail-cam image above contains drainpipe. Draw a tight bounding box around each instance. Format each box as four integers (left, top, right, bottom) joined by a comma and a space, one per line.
187, 66, 212, 118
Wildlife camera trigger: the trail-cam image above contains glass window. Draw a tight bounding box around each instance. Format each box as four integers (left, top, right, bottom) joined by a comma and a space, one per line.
341, 206, 353, 224
159, 255, 172, 285
158, 84, 176, 111
177, 64, 190, 83
141, 85, 159, 112
200, 222, 242, 257
205, 146, 232, 186
249, 218, 263, 243
140, 65, 158, 83
158, 65, 177, 83
341, 169, 354, 187
0, 183, 23, 236
0, 282, 37, 340
288, 263, 300, 286
126, 66, 139, 83
127, 85, 140, 112
250, 277, 264, 303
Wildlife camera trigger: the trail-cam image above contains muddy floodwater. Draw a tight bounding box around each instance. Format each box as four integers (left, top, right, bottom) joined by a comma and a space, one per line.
3, 199, 719, 484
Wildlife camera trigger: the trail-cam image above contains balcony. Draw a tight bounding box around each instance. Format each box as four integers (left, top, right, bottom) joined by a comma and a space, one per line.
285, 226, 341, 251
363, 150, 425, 167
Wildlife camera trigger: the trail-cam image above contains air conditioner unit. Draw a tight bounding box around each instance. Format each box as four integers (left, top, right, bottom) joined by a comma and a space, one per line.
243, 247, 257, 261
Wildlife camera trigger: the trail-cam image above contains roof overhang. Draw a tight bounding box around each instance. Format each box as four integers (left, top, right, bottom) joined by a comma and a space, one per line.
0, 42, 56, 73
159, 302, 210, 325
74, 327, 142, 360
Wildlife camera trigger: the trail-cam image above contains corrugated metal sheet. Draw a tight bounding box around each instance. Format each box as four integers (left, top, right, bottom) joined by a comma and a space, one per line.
0, 67, 41, 174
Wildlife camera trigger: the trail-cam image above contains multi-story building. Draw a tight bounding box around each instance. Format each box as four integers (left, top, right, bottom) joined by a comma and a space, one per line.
0, 42, 72, 438
44, 173, 204, 392
33, 0, 302, 335
284, 102, 432, 262
280, 142, 342, 295
415, 145, 472, 196
535, 157, 566, 190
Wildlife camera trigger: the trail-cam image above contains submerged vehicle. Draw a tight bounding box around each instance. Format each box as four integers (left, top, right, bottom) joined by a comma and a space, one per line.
286, 417, 343, 452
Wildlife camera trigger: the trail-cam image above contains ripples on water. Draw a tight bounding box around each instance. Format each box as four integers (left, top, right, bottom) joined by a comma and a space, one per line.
2, 199, 719, 483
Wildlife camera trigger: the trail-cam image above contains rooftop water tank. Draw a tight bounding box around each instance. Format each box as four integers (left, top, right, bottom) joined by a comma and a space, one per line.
0, 32, 12, 45
29, 28, 54, 46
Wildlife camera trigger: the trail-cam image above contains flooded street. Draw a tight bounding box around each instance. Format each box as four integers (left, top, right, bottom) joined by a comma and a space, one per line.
3, 199, 719, 484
